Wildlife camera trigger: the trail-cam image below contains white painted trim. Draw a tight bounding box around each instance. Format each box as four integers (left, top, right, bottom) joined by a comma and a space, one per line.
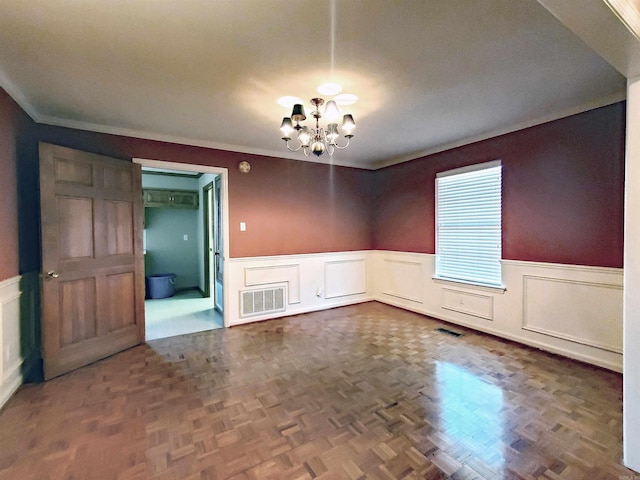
538, 0, 640, 78
0, 350, 40, 411
432, 276, 507, 293
0, 75, 623, 173
623, 75, 640, 471
230, 250, 371, 262
244, 264, 301, 304
442, 287, 494, 321
436, 159, 501, 178
604, 0, 640, 41
35, 115, 358, 170
226, 251, 372, 326
522, 275, 623, 353
502, 258, 624, 275
133, 158, 231, 328
371, 250, 623, 371
381, 258, 424, 303
522, 324, 622, 354
231, 297, 376, 327
376, 294, 622, 372
0, 273, 41, 410
324, 259, 367, 299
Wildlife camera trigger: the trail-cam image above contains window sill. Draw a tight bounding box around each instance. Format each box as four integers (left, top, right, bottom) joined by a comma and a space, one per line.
432, 276, 506, 293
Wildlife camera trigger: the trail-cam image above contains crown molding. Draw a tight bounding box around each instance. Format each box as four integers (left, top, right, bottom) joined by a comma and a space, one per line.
0, 67, 39, 121
371, 91, 626, 170
605, 0, 640, 42
1, 72, 625, 172
34, 113, 364, 170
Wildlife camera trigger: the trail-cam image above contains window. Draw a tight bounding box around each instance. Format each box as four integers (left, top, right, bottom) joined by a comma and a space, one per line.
435, 160, 502, 288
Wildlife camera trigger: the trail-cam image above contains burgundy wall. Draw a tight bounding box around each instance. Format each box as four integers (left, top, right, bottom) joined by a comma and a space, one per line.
0, 84, 626, 278
0, 90, 20, 281
0, 89, 35, 282
231, 158, 374, 257
372, 102, 626, 268
34, 124, 375, 259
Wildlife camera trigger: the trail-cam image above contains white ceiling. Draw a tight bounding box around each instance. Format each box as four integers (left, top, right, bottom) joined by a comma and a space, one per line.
0, 0, 627, 170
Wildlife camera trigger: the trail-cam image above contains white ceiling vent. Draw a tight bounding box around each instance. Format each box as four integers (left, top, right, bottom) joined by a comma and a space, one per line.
240, 286, 286, 318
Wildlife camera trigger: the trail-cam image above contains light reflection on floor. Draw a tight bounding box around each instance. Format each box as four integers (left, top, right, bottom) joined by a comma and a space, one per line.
436, 361, 505, 471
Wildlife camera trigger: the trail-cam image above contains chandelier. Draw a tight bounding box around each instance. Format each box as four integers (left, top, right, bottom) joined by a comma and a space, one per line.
279, 97, 355, 157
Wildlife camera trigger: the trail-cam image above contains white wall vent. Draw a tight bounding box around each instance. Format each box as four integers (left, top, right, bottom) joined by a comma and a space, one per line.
240, 286, 286, 318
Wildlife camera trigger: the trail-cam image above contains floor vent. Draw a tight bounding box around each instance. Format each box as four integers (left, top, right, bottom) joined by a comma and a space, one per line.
436, 327, 463, 337
240, 286, 286, 318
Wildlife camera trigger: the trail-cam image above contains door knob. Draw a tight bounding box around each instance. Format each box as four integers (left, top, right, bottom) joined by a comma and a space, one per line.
46, 271, 59, 279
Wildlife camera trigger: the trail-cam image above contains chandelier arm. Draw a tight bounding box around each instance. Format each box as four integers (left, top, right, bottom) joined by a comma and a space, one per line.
326, 143, 335, 156
331, 137, 352, 150
284, 139, 304, 152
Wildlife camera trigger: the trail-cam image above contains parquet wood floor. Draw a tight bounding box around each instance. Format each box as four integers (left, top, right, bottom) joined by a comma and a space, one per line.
0, 302, 636, 479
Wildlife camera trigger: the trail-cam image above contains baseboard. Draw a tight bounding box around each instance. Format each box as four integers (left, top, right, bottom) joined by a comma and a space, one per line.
0, 350, 41, 411
0, 272, 41, 411
376, 296, 622, 372
175, 286, 202, 295
230, 296, 376, 327
0, 368, 22, 411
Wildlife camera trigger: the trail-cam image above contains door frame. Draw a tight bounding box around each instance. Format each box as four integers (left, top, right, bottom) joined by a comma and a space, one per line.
213, 175, 224, 313
202, 181, 214, 300
134, 158, 230, 328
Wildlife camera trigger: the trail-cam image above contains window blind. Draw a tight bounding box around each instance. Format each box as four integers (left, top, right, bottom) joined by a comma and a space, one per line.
435, 162, 502, 287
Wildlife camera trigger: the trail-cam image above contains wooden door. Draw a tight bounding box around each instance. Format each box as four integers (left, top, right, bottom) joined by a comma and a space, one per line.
40, 143, 145, 380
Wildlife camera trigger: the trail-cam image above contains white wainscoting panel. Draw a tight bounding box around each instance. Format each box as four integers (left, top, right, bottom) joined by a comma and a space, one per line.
372, 252, 623, 371
523, 275, 623, 353
227, 251, 623, 371
0, 273, 40, 410
324, 259, 366, 299
442, 288, 494, 320
244, 264, 300, 304
227, 252, 373, 326
381, 259, 423, 303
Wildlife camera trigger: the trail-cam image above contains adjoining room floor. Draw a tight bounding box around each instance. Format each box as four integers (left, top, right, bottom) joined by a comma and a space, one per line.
145, 289, 223, 340
0, 302, 633, 479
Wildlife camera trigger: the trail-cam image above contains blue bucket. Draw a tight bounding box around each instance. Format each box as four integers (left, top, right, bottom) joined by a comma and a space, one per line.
146, 273, 176, 299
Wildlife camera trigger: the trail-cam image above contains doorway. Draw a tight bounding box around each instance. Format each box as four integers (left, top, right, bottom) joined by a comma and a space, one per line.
134, 158, 230, 338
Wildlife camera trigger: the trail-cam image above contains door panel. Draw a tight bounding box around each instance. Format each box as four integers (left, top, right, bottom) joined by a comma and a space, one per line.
58, 197, 94, 259
105, 200, 134, 255
59, 278, 97, 346
55, 157, 93, 185
105, 272, 136, 331
104, 166, 133, 190
40, 143, 144, 380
